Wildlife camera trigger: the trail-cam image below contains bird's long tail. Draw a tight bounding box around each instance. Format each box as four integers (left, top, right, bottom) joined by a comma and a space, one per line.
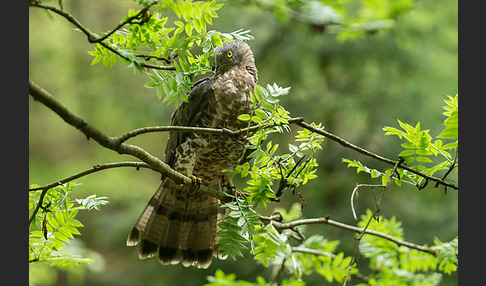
126, 178, 225, 268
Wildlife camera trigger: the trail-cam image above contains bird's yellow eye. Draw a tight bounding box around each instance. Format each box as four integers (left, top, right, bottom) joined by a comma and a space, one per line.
227, 51, 233, 58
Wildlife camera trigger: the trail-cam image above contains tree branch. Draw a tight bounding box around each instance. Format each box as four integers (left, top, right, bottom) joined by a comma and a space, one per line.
118, 126, 239, 143
261, 216, 437, 257
117, 117, 306, 143
28, 79, 224, 203
115, 115, 456, 191
291, 247, 337, 258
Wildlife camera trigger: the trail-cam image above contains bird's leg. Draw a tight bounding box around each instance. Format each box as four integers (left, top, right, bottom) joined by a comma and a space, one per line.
220, 174, 249, 201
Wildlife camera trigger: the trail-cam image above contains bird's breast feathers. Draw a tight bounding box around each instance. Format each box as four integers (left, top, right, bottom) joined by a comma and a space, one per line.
204, 66, 256, 130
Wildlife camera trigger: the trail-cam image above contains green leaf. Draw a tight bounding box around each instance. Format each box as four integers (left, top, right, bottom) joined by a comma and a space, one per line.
260, 100, 276, 112
398, 150, 415, 157
383, 126, 404, 138
238, 114, 251, 121
90, 54, 103, 66
184, 22, 193, 36
109, 54, 117, 68
254, 109, 267, 119
211, 33, 223, 47
416, 156, 432, 163
251, 116, 263, 124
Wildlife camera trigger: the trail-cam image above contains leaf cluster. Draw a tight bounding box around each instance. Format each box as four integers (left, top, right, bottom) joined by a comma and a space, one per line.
216, 195, 261, 260
29, 183, 109, 267
343, 94, 458, 189
144, 28, 253, 105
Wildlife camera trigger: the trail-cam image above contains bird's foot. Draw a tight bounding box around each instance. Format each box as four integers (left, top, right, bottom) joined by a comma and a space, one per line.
190, 175, 203, 189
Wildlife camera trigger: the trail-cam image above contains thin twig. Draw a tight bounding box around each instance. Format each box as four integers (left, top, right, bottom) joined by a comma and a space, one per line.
29, 188, 50, 225
118, 126, 241, 143
344, 158, 404, 283
291, 247, 337, 258
135, 54, 173, 64
117, 117, 306, 143
350, 183, 380, 221
29, 1, 175, 71
29, 162, 155, 225
29, 162, 154, 192
93, 6, 154, 43
434, 150, 458, 190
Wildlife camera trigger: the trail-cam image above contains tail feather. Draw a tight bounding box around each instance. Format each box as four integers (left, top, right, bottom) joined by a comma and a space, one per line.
127, 178, 223, 268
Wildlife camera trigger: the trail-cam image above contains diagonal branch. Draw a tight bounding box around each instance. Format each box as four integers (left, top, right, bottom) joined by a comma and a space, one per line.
29, 1, 174, 71
295, 120, 458, 190
28, 79, 224, 203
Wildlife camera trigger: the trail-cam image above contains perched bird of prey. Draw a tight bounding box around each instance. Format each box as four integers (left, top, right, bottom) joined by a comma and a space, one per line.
126, 40, 258, 269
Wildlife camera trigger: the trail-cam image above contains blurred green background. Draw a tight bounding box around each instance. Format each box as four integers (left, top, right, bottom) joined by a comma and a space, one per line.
29, 0, 457, 285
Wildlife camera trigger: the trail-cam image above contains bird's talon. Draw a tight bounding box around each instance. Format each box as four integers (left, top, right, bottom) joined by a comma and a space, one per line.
190, 175, 203, 189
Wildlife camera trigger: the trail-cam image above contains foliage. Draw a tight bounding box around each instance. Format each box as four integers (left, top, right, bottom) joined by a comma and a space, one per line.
205, 269, 270, 286
29, 183, 108, 267
343, 94, 458, 190
210, 205, 458, 285
213, 89, 457, 284
211, 202, 359, 285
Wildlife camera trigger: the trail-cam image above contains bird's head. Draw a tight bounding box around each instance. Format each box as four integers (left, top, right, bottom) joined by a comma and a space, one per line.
213, 40, 258, 83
